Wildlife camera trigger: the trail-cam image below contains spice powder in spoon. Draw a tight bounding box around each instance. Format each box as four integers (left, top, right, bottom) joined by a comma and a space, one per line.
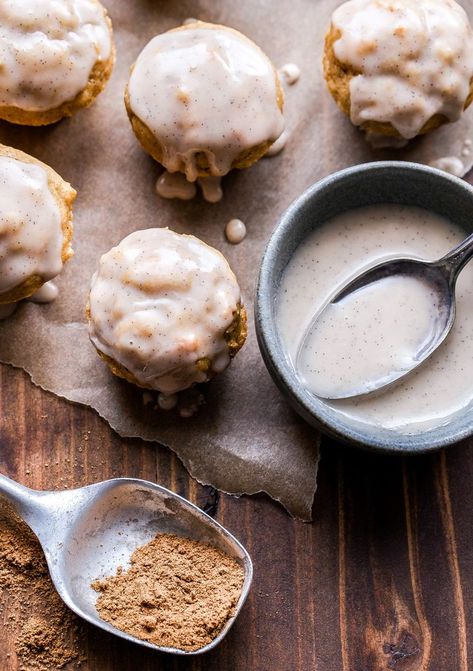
91, 532, 245, 651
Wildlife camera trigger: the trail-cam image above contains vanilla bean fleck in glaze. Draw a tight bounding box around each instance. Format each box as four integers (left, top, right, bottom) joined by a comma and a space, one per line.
88, 228, 246, 394
0, 156, 70, 301
329, 0, 473, 138
126, 22, 285, 181
0, 0, 112, 114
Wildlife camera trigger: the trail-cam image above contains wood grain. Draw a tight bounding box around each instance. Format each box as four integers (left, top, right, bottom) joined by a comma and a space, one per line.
2, 361, 473, 670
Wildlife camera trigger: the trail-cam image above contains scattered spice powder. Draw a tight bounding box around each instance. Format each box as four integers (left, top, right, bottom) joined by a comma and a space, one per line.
0, 500, 83, 670
91, 532, 245, 651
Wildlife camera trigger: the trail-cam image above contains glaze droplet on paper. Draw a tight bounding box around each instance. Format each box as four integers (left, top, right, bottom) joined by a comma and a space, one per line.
156, 172, 223, 203
279, 63, 301, 85
157, 393, 178, 410
198, 176, 223, 203
225, 219, 247, 244
429, 156, 464, 176
156, 171, 197, 200
29, 281, 59, 304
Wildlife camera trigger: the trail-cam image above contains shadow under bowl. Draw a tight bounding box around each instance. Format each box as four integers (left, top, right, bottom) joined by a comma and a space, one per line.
255, 161, 473, 454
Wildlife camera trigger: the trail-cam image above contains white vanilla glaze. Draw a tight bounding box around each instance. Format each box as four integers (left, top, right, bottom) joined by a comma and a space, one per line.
29, 280, 59, 303
298, 275, 440, 399
430, 156, 465, 176
225, 219, 247, 244
179, 388, 204, 418
277, 204, 473, 433
265, 129, 288, 157
88, 228, 242, 394
156, 171, 197, 200
279, 63, 301, 85
157, 393, 178, 410
156, 171, 223, 202
128, 23, 285, 181
0, 156, 64, 299
0, 0, 112, 112
198, 176, 223, 203
331, 0, 473, 138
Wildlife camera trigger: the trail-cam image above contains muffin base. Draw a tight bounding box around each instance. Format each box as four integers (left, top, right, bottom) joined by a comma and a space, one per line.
88, 304, 248, 393
124, 21, 284, 178
0, 144, 76, 304
323, 24, 473, 138
0, 9, 115, 126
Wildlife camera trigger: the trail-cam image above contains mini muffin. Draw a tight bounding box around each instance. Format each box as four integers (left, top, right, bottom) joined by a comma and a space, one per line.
0, 0, 114, 126
0, 144, 75, 306
323, 0, 473, 139
125, 21, 285, 181
87, 228, 247, 395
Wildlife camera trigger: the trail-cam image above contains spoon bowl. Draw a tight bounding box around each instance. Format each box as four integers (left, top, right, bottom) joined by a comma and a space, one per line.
0, 473, 252, 655
296, 254, 460, 400
296, 228, 473, 400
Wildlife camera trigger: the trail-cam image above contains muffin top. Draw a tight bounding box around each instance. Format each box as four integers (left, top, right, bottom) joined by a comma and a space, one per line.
88, 228, 242, 394
0, 155, 66, 297
127, 22, 284, 181
330, 0, 473, 138
0, 0, 112, 111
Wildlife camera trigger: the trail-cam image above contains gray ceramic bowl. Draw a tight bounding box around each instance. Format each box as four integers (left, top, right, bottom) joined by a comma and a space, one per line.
255, 161, 473, 453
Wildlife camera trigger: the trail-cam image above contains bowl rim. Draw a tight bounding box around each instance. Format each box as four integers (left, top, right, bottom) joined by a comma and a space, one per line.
255, 160, 473, 454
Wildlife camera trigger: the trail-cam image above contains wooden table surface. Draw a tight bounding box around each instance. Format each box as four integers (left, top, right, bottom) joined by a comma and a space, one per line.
2, 178, 473, 671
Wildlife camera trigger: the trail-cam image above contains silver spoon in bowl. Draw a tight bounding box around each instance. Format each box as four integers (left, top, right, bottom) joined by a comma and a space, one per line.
296, 232, 473, 400
0, 473, 252, 655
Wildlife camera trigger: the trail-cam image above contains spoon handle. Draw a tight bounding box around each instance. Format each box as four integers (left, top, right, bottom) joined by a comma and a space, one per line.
0, 472, 33, 509
0, 472, 48, 535
437, 231, 473, 281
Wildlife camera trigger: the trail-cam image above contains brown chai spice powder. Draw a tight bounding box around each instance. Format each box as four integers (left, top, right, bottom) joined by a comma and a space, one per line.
91, 532, 245, 651
0, 499, 84, 671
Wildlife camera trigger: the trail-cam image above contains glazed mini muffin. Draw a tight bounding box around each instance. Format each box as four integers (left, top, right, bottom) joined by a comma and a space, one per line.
0, 0, 114, 126
125, 21, 285, 181
87, 228, 247, 395
323, 0, 473, 139
0, 144, 76, 305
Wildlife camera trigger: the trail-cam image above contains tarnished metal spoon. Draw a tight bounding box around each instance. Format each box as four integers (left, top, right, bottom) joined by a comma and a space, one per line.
297, 232, 473, 400
0, 473, 252, 655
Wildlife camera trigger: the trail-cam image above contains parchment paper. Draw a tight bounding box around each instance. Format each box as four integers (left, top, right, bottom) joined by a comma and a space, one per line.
0, 0, 471, 520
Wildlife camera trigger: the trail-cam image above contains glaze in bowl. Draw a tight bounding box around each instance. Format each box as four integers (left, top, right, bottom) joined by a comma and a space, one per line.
255, 161, 473, 453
